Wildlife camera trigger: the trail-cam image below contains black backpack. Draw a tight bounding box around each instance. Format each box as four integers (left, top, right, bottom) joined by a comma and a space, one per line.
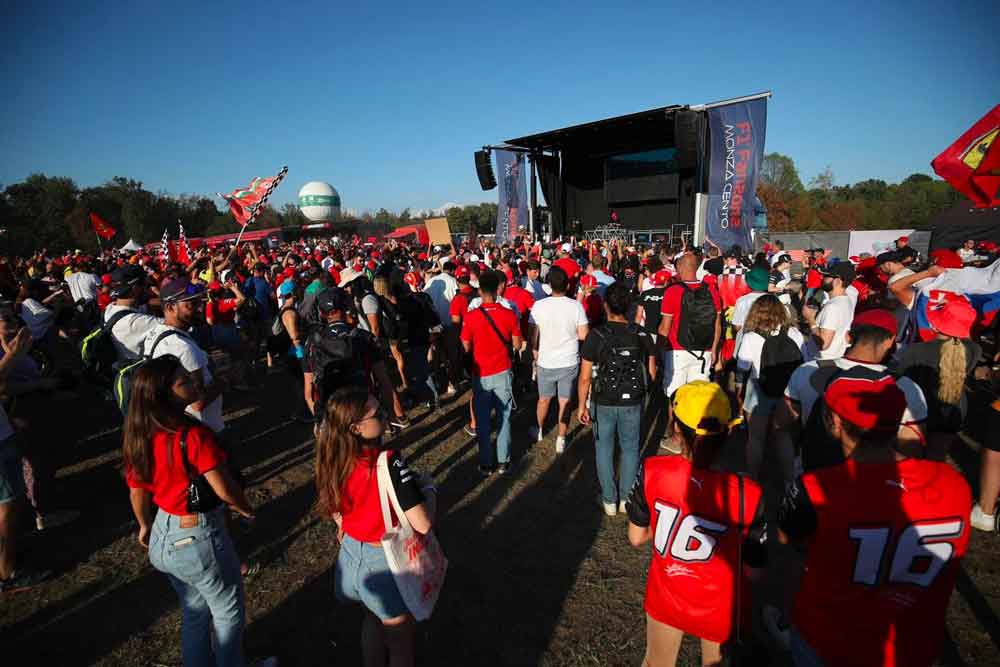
237, 295, 260, 322
676, 283, 717, 351
592, 324, 648, 402
757, 327, 803, 398
377, 296, 408, 343
112, 329, 182, 417
80, 308, 135, 387
799, 363, 896, 471
309, 323, 370, 410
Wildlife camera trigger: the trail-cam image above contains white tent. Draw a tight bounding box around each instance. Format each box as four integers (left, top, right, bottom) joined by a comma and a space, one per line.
119, 239, 142, 252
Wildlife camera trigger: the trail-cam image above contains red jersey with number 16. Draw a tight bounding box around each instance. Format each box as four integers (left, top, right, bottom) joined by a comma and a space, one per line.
792, 459, 971, 667
626, 456, 766, 643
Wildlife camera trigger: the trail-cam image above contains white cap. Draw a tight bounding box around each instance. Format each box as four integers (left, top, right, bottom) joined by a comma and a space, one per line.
337, 267, 362, 288
469, 253, 480, 262
561, 242, 572, 252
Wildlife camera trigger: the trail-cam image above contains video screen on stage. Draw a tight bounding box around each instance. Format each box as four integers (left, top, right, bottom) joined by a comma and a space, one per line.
605, 148, 679, 203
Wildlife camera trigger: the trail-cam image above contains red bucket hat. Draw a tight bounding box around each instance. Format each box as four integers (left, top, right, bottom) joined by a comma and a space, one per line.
926, 292, 976, 338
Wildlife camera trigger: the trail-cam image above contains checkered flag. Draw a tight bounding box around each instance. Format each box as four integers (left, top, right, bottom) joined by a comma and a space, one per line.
160, 227, 170, 266
178, 221, 193, 264
218, 165, 289, 228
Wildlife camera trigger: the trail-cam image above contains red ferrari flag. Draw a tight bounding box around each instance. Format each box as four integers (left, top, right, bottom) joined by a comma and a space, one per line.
218, 166, 288, 227
89, 212, 117, 239
932, 104, 1000, 208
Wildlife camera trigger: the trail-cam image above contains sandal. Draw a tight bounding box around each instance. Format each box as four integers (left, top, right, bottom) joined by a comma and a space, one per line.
241, 560, 262, 578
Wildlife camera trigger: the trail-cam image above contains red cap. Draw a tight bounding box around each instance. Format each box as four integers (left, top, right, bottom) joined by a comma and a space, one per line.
372, 251, 381, 259
366, 260, 377, 271
579, 274, 598, 288
897, 236, 909, 244
404, 272, 422, 288
824, 374, 906, 433
455, 265, 471, 279
930, 249, 963, 269
851, 308, 898, 337
417, 252, 428, 261
926, 292, 976, 338
101, 273, 113, 285
650, 269, 673, 287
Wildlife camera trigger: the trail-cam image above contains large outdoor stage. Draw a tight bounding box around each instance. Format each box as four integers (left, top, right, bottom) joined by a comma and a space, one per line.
497, 104, 700, 239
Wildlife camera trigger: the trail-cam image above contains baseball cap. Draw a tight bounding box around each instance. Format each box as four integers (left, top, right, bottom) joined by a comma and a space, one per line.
851, 308, 898, 337
317, 287, 350, 313
926, 292, 976, 338
673, 381, 742, 435
161, 279, 206, 303
876, 250, 902, 265
579, 274, 598, 289
560, 242, 572, 253
455, 265, 471, 280
746, 266, 770, 292
897, 236, 909, 244
819, 261, 856, 284
649, 269, 673, 287
277, 280, 296, 297
823, 373, 906, 433
770, 253, 791, 267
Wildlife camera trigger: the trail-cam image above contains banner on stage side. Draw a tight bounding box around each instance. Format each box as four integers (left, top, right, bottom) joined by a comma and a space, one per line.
705, 98, 766, 252
496, 150, 526, 245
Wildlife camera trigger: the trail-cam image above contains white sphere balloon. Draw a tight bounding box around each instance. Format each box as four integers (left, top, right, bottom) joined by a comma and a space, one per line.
298, 182, 341, 221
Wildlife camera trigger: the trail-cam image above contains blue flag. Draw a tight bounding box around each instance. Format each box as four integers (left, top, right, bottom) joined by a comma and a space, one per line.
705, 98, 767, 253
496, 150, 526, 245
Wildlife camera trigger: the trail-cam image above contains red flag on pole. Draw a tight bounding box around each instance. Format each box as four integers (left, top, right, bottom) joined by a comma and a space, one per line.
89, 212, 117, 239
177, 222, 192, 264
931, 104, 1000, 208
218, 166, 288, 227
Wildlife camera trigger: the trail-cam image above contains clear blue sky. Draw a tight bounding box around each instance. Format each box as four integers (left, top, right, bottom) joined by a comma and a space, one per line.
2, 1, 997, 213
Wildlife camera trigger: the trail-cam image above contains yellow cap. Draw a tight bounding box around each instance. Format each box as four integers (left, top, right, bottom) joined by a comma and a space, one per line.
673, 381, 741, 435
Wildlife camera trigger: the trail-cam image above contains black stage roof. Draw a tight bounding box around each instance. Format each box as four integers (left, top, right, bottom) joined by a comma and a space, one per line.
504, 104, 684, 153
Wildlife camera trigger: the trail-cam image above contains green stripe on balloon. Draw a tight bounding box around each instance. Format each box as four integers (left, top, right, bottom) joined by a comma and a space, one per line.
299, 195, 341, 207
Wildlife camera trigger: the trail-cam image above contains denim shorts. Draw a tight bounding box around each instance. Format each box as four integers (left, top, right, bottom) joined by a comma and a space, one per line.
334, 533, 409, 621
0, 438, 25, 505
537, 364, 578, 399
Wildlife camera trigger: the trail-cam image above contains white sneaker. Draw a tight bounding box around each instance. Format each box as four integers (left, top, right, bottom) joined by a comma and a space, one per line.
971, 504, 998, 532
555, 436, 566, 454
602, 502, 617, 517
762, 604, 791, 651
618, 501, 627, 514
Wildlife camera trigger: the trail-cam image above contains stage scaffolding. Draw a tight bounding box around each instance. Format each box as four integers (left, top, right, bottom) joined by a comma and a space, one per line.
583, 223, 693, 248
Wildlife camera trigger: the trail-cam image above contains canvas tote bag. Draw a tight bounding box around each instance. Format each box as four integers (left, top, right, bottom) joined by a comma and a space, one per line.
376, 451, 447, 620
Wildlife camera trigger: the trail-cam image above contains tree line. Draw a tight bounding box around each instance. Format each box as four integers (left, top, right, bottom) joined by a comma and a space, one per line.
757, 153, 962, 233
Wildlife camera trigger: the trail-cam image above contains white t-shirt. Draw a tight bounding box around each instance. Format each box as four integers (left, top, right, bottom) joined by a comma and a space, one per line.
887, 268, 917, 310
66, 271, 101, 302
20, 298, 54, 341
355, 293, 380, 334
522, 277, 550, 301
529, 296, 588, 369
423, 273, 458, 326
845, 284, 860, 313
104, 303, 162, 361
143, 324, 225, 433
731, 291, 767, 329
785, 357, 928, 426
735, 327, 809, 412
815, 294, 854, 360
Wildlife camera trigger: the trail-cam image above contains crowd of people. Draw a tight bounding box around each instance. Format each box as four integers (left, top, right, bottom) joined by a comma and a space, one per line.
1, 228, 999, 666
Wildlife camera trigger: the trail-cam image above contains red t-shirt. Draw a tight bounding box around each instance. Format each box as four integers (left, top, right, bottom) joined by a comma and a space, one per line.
627, 456, 765, 643
449, 286, 475, 323
658, 280, 722, 351
503, 284, 535, 331
793, 459, 971, 666
460, 302, 521, 377
806, 267, 823, 289
328, 267, 341, 286
339, 448, 425, 544
206, 298, 238, 325
97, 291, 112, 312
554, 257, 581, 281
125, 425, 226, 516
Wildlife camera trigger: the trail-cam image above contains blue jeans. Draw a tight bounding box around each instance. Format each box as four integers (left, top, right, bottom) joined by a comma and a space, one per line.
406, 345, 438, 403
334, 533, 409, 621
148, 508, 246, 667
473, 371, 513, 467
593, 403, 642, 503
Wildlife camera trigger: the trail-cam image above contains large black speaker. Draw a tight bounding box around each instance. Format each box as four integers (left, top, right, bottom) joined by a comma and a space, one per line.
474, 150, 497, 190
674, 109, 701, 170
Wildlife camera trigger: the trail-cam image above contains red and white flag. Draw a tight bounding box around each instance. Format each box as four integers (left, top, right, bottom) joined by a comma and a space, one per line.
178, 222, 192, 264
160, 227, 171, 266
218, 166, 288, 227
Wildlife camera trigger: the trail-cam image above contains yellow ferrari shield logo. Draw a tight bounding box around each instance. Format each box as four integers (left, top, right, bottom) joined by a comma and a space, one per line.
961, 128, 998, 170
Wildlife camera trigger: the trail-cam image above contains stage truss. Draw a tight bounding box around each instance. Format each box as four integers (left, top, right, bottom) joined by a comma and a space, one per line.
584, 223, 693, 248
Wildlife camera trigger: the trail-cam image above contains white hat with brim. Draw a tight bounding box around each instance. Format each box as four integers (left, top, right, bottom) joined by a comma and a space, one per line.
338, 267, 363, 288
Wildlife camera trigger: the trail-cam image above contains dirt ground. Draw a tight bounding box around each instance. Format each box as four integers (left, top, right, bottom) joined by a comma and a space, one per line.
2, 359, 999, 666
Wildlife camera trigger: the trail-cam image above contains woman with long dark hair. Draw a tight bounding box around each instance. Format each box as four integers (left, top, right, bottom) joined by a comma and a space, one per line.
123, 355, 267, 667
626, 381, 765, 666
316, 387, 436, 667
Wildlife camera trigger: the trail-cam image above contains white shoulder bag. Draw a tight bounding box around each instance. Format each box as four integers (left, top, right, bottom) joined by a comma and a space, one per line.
376, 451, 447, 621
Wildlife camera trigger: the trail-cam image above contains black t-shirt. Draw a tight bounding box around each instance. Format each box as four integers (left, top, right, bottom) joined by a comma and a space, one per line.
703, 256, 724, 276
897, 338, 981, 433
638, 286, 666, 336
396, 292, 440, 347
580, 322, 655, 406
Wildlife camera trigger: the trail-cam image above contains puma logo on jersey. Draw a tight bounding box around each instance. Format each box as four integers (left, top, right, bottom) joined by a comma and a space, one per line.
688, 476, 703, 491
885, 480, 908, 492
663, 563, 697, 578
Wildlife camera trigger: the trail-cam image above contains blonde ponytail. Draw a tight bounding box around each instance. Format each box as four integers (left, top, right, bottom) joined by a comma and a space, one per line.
937, 338, 967, 406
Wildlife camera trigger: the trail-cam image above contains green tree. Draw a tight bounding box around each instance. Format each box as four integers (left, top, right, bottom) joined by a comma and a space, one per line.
279, 202, 306, 228
760, 153, 804, 193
